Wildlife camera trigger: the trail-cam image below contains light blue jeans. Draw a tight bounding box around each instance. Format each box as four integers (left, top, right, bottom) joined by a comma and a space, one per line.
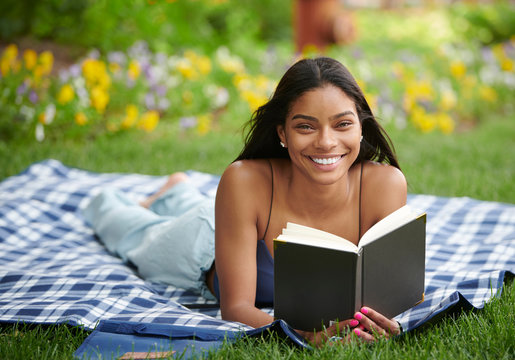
82, 182, 216, 300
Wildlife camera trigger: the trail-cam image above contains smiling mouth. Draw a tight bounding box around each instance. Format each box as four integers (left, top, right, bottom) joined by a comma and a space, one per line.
309, 155, 343, 165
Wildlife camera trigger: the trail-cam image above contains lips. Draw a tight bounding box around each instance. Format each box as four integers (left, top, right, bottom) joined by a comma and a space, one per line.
309, 155, 343, 165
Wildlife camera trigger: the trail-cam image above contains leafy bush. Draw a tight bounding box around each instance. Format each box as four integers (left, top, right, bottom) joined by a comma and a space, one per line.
448, 0, 515, 45
0, 0, 292, 56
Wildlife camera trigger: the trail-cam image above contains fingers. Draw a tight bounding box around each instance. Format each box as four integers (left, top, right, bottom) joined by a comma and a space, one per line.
353, 307, 401, 339
299, 318, 360, 347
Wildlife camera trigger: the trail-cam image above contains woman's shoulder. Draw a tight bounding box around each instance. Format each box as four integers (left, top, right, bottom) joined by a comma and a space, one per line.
222, 159, 272, 182
361, 161, 407, 222
218, 159, 275, 195
362, 161, 406, 190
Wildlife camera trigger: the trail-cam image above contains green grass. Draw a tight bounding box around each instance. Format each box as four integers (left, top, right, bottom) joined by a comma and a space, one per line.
0, 323, 88, 360
0, 111, 513, 359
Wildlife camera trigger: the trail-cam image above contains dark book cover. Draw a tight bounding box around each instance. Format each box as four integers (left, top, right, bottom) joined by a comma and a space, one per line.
273, 214, 426, 331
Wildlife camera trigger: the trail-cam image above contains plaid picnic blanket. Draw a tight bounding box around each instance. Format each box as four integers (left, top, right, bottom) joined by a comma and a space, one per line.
0, 159, 513, 333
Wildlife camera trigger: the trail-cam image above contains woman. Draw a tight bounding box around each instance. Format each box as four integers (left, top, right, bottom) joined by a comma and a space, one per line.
84, 57, 406, 345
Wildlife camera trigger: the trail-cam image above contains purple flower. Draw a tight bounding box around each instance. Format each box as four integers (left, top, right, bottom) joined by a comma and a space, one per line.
17, 82, 28, 96
153, 84, 167, 97
157, 98, 170, 111
145, 93, 156, 109
107, 51, 126, 66
179, 116, 197, 129
69, 64, 81, 78
29, 90, 38, 104
481, 46, 495, 64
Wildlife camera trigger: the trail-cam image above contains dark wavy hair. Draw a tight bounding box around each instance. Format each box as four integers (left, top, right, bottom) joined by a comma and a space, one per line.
235, 57, 400, 169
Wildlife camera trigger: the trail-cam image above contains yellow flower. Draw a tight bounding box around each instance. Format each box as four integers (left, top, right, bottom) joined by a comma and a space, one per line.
479, 85, 498, 103
233, 73, 252, 90
436, 112, 454, 134
109, 62, 121, 74
138, 110, 159, 132
450, 60, 466, 79
3, 44, 18, 61
75, 112, 88, 126
439, 89, 457, 111
23, 49, 38, 70
356, 79, 367, 92
410, 106, 435, 133
196, 55, 212, 76
406, 79, 434, 101
128, 60, 141, 80
176, 58, 197, 79
57, 84, 75, 105
254, 75, 272, 92
501, 58, 514, 72
0, 57, 9, 76
241, 89, 268, 112
121, 104, 139, 129
82, 59, 111, 90
402, 94, 415, 112
196, 114, 212, 136
0, 44, 20, 76
90, 86, 109, 113
38, 51, 54, 76
364, 92, 377, 112
38, 112, 46, 124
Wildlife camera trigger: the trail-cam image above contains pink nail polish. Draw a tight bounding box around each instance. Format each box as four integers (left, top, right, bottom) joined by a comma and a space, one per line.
354, 329, 361, 336
350, 319, 359, 327
354, 312, 362, 320
359, 324, 365, 330
361, 307, 369, 315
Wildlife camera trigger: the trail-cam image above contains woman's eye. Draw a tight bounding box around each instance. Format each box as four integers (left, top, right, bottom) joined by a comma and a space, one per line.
337, 121, 351, 128
296, 124, 313, 130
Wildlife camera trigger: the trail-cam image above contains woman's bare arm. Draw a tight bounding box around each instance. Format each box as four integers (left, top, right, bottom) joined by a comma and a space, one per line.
215, 161, 274, 328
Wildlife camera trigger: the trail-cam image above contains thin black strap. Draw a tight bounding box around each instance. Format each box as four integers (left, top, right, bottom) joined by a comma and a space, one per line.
262, 160, 274, 240
358, 161, 364, 240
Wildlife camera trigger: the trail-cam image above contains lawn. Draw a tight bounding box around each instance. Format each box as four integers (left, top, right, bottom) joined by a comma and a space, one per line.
0, 1, 514, 359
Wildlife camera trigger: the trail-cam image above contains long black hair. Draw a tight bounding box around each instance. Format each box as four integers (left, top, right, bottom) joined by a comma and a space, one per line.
235, 57, 400, 169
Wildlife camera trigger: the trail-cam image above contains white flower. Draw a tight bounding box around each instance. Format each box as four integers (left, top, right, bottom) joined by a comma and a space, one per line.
20, 105, 35, 121
44, 103, 56, 125
35, 123, 45, 142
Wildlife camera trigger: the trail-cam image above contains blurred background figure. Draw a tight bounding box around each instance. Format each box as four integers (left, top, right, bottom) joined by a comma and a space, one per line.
293, 0, 357, 53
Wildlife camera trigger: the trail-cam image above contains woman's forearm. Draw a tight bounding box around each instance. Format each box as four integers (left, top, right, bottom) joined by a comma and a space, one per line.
221, 303, 274, 328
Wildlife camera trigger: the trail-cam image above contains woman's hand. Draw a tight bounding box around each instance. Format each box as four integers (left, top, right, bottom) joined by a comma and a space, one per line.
295, 318, 360, 347
297, 306, 402, 347
351, 306, 402, 342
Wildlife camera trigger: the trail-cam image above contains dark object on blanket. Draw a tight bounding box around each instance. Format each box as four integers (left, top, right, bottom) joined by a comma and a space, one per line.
74, 319, 310, 359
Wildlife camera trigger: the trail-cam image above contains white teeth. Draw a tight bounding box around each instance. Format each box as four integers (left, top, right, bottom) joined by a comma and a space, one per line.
311, 156, 341, 165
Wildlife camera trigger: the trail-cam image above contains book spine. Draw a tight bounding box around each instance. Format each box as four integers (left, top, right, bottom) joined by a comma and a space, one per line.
355, 249, 363, 313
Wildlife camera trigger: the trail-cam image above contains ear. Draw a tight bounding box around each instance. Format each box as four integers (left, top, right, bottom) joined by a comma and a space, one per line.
276, 125, 286, 145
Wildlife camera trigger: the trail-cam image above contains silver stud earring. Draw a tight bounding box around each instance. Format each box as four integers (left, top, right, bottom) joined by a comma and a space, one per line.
360, 135, 363, 142
280, 141, 286, 148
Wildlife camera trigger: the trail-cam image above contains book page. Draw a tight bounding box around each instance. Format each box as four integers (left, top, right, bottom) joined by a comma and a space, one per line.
277, 222, 358, 253
358, 205, 417, 248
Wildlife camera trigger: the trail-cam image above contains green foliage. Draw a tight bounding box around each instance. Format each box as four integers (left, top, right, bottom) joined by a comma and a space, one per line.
0, 0, 292, 56
449, 0, 515, 45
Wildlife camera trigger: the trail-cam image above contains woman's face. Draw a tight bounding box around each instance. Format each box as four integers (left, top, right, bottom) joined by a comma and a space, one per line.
277, 85, 362, 185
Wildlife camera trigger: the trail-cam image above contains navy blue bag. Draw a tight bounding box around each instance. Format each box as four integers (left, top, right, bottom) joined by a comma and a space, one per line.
74, 319, 310, 359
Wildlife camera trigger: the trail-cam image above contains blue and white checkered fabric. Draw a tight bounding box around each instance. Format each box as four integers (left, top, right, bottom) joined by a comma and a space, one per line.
0, 159, 513, 332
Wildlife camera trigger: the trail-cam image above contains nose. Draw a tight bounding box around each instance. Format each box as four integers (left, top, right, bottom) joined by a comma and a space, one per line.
315, 128, 337, 150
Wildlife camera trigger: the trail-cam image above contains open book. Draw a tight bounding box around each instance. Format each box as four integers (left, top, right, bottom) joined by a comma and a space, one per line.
273, 205, 426, 331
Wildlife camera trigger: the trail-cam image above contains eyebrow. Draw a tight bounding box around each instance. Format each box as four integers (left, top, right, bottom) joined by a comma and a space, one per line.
291, 111, 356, 122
